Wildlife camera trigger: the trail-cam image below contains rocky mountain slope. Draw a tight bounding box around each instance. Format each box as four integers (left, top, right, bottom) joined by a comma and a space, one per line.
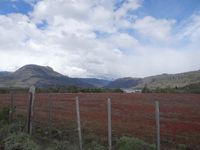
106, 77, 142, 88
1, 64, 200, 90
106, 70, 200, 89
0, 65, 109, 88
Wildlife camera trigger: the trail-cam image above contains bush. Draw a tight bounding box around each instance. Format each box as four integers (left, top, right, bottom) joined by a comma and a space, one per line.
48, 140, 105, 150
46, 141, 78, 150
0, 124, 9, 144
4, 132, 40, 150
116, 136, 156, 150
8, 121, 24, 133
0, 107, 10, 124
142, 86, 151, 93
0, 121, 25, 144
176, 144, 187, 150
0, 122, 23, 148
85, 141, 105, 150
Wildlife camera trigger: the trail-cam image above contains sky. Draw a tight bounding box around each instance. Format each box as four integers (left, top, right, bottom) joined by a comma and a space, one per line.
0, 0, 200, 79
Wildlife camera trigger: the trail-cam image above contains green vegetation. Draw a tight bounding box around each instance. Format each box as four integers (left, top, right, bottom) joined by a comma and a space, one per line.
36, 86, 123, 93
176, 144, 187, 150
0, 86, 123, 94
115, 136, 156, 150
0, 88, 28, 94
0, 107, 192, 150
44, 141, 79, 150
142, 82, 200, 93
0, 106, 156, 150
0, 88, 10, 94
141, 84, 150, 93
0, 107, 9, 124
4, 133, 40, 150
2, 82, 200, 94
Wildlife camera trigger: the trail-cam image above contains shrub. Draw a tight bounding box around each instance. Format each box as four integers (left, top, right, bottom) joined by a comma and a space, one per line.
177, 144, 187, 150
0, 124, 9, 144
116, 136, 156, 150
9, 121, 24, 133
4, 132, 40, 150
0, 121, 25, 143
0, 107, 10, 124
85, 141, 105, 150
142, 86, 151, 93
46, 141, 79, 150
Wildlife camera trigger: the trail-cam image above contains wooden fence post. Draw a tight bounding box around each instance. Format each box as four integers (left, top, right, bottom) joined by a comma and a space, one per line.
9, 91, 14, 123
76, 96, 83, 150
107, 98, 112, 150
155, 101, 160, 150
48, 93, 53, 138
27, 86, 35, 135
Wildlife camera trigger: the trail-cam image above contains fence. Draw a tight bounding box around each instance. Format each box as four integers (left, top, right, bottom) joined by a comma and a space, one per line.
0, 90, 200, 150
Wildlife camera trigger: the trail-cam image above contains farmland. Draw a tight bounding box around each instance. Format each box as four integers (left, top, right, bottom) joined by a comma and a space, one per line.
0, 93, 200, 149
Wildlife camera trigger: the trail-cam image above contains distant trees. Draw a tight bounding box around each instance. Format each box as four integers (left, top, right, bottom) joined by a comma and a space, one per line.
142, 84, 150, 93
141, 83, 200, 94
0, 88, 9, 94
36, 86, 124, 93
1, 83, 200, 94
0, 88, 27, 94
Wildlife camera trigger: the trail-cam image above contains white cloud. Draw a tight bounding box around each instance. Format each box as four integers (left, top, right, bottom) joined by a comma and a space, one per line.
0, 0, 199, 79
0, 14, 41, 51
132, 16, 176, 42
104, 33, 139, 50
30, 0, 95, 23
89, 6, 115, 33
177, 14, 200, 43
115, 0, 141, 20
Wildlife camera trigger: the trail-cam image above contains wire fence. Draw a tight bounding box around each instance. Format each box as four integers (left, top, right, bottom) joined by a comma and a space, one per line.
0, 91, 200, 150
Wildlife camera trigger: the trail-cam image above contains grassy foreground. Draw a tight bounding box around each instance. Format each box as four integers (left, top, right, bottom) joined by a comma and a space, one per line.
0, 107, 189, 150
0, 107, 158, 150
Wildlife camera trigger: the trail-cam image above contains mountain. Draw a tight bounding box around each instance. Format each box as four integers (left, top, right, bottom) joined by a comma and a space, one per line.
106, 77, 142, 88
0, 65, 98, 88
106, 70, 200, 90
137, 70, 200, 89
0, 71, 12, 77
1, 65, 200, 90
179, 82, 200, 93
79, 78, 111, 88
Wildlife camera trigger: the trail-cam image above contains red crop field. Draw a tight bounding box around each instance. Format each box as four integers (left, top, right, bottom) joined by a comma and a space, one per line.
0, 93, 200, 149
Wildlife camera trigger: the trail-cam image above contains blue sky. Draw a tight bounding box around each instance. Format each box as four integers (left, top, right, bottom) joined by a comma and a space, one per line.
137, 0, 200, 21
1, 0, 199, 23
0, 0, 200, 78
0, 0, 32, 14
0, 0, 199, 33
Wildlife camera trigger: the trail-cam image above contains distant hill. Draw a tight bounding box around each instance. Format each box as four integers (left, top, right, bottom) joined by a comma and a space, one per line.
79, 78, 111, 88
138, 70, 200, 89
0, 71, 11, 77
180, 82, 200, 93
1, 65, 200, 90
0, 65, 109, 88
106, 70, 200, 90
106, 77, 142, 88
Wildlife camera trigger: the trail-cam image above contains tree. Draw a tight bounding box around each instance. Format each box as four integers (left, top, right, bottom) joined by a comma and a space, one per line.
142, 84, 150, 93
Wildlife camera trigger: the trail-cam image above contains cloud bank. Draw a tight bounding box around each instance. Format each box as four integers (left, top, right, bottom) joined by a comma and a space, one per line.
0, 0, 200, 79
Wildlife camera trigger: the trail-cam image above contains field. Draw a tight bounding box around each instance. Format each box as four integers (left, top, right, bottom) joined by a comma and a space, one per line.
0, 93, 200, 149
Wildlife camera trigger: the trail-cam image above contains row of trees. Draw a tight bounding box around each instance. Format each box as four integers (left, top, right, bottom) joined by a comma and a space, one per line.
142, 83, 200, 93
36, 86, 123, 93
0, 86, 124, 94
1, 83, 200, 94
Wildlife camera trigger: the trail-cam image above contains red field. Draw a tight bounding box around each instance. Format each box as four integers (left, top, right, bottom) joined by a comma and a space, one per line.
0, 93, 200, 149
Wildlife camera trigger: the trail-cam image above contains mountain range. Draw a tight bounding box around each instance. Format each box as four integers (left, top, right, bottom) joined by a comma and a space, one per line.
107, 70, 200, 90
0, 64, 200, 90
0, 65, 109, 88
